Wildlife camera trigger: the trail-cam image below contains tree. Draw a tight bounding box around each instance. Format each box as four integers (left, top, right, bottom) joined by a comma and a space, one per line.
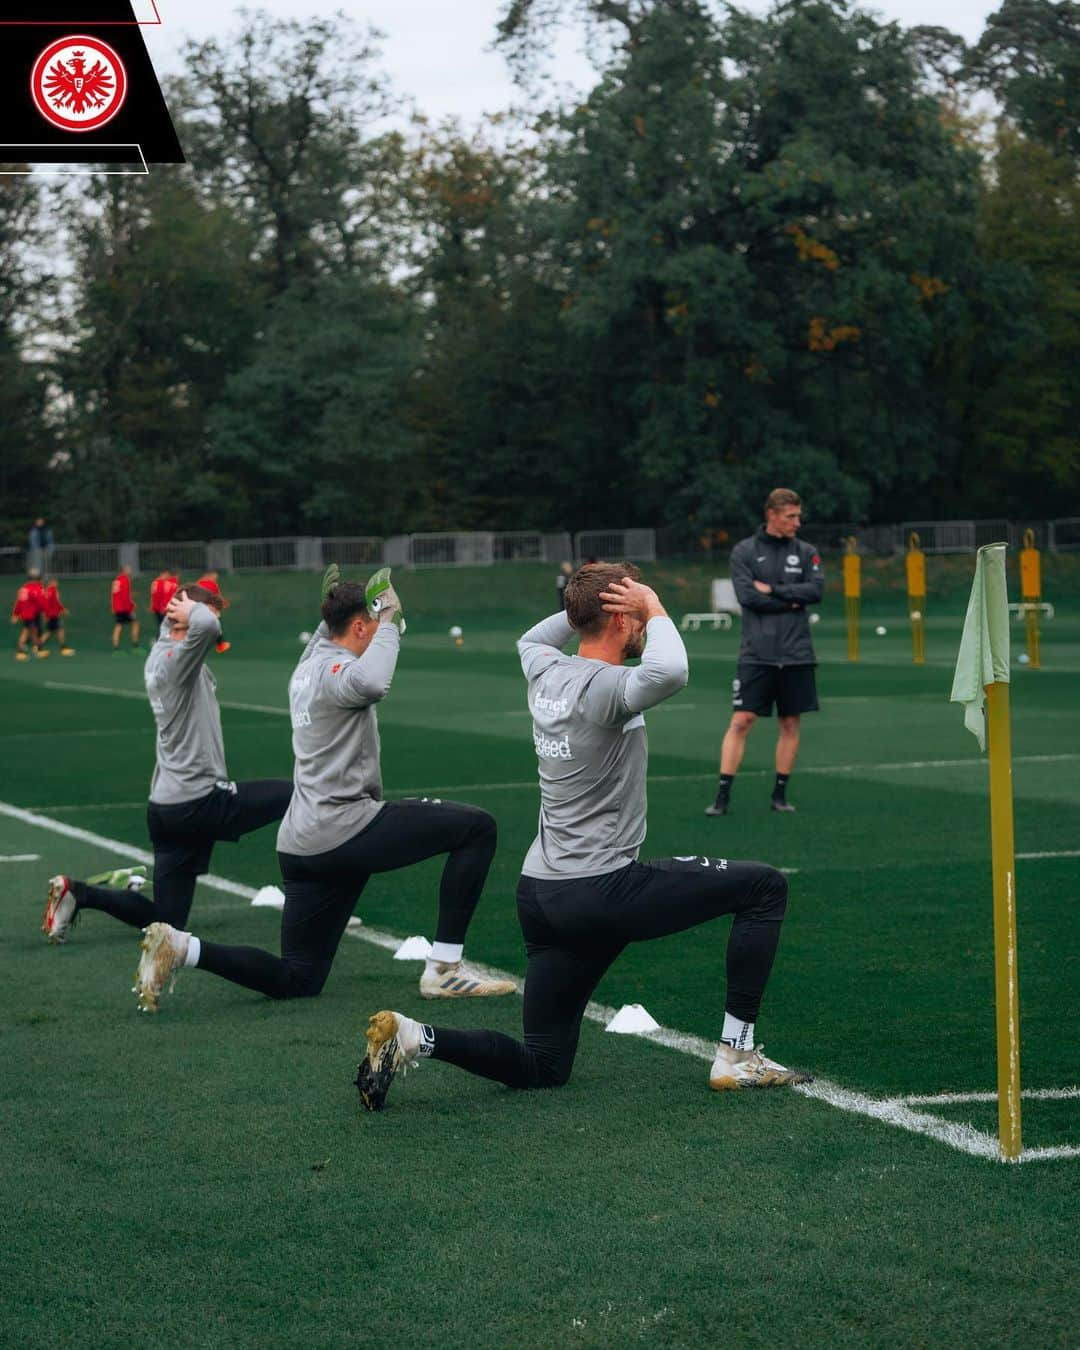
179, 11, 408, 293
55, 170, 261, 540
968, 0, 1080, 161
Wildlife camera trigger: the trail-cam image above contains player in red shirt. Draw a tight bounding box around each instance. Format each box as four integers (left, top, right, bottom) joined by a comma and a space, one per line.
40, 579, 74, 656
111, 564, 140, 651
11, 570, 46, 661
197, 570, 230, 654
149, 570, 179, 633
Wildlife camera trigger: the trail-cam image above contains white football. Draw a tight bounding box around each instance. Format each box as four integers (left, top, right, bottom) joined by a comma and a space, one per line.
449, 625, 463, 639
809, 612, 820, 624
910, 610, 922, 621
875, 625, 887, 636
1018, 652, 1030, 665
298, 630, 312, 644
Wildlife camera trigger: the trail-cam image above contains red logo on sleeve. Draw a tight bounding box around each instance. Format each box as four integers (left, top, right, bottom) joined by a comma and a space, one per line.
812, 554, 821, 566
331, 663, 342, 675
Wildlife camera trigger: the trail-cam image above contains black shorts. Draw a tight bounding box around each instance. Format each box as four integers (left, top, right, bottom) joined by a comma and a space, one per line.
114, 610, 134, 624
732, 663, 818, 717
46, 617, 60, 632
22, 618, 40, 632
147, 780, 293, 888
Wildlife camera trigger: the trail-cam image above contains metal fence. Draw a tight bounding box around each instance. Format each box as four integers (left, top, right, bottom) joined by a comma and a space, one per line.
4, 519, 1079, 577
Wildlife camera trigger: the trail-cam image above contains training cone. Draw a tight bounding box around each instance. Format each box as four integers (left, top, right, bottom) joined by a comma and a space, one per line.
605, 1003, 660, 1034
250, 885, 285, 910
393, 935, 433, 961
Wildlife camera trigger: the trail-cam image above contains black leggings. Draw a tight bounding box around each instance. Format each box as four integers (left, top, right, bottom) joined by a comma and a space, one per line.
428, 856, 788, 1090
195, 798, 497, 1000
74, 779, 293, 930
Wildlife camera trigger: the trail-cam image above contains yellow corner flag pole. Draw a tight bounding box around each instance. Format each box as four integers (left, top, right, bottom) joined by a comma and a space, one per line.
950, 542, 1021, 1161
906, 532, 926, 665
843, 536, 860, 661
1020, 528, 1041, 669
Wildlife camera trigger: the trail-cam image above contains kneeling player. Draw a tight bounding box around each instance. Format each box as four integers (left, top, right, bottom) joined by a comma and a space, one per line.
131, 568, 514, 1011
42, 584, 293, 943
356, 566, 811, 1109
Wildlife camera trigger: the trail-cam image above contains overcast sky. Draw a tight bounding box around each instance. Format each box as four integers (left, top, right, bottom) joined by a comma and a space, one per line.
144, 0, 998, 129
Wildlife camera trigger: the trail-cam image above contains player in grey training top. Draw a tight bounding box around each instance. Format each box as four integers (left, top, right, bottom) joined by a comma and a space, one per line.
41, 584, 293, 946
131, 568, 516, 1012
356, 562, 813, 1109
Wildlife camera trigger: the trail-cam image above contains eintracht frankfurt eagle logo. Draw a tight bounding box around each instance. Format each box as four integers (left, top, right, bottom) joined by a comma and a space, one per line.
31, 36, 128, 133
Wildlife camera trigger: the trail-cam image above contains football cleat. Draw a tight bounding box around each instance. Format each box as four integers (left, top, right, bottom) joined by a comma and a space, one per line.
355, 1010, 429, 1111
42, 865, 148, 945
770, 798, 796, 813
14, 651, 29, 661
704, 794, 730, 817
133, 922, 189, 1013
419, 960, 516, 999
709, 1044, 813, 1091
34, 648, 49, 659
60, 647, 76, 656
42, 876, 77, 944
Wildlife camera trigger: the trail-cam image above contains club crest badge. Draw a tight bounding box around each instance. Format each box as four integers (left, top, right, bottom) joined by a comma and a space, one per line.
31, 35, 128, 133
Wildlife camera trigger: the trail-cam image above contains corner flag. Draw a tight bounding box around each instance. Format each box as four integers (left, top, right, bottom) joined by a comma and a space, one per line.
950, 542, 1009, 749
950, 542, 1022, 1161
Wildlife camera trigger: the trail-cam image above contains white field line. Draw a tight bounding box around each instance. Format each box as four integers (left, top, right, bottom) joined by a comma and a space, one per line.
42, 680, 288, 718
2, 799, 1076, 1166
1016, 851, 1080, 860
901, 1087, 1080, 1106
0, 854, 41, 862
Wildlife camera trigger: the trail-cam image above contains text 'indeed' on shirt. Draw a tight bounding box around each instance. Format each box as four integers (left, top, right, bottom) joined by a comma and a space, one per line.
518, 611, 688, 879
145, 603, 226, 805
276, 622, 401, 857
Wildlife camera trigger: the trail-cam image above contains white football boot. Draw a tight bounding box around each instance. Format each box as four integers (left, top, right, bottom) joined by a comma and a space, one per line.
133, 922, 190, 1013
355, 1010, 433, 1111
41, 865, 147, 944
709, 1043, 813, 1091
419, 960, 516, 999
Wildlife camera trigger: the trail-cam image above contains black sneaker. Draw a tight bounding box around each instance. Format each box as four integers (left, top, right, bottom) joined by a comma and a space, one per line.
704, 794, 730, 817
770, 797, 796, 813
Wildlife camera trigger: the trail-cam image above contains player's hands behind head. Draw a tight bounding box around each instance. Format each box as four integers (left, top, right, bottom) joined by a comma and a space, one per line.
165, 590, 197, 628
599, 577, 666, 622
365, 567, 405, 631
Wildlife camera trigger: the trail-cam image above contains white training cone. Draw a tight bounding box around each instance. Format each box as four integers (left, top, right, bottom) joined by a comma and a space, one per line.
393, 935, 433, 961
605, 1003, 660, 1034
250, 885, 285, 910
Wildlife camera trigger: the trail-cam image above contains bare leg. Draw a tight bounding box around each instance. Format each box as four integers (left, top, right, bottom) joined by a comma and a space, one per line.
131, 620, 140, 645
720, 711, 757, 776
111, 623, 121, 648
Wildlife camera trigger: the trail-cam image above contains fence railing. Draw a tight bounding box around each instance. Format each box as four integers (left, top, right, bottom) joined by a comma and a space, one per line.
5, 518, 1080, 577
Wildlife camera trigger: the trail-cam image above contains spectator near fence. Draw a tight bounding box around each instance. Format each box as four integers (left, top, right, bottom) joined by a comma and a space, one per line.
27, 517, 54, 574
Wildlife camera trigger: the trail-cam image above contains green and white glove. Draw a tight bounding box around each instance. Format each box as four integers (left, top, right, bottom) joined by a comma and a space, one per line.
365, 567, 406, 634
321, 562, 341, 601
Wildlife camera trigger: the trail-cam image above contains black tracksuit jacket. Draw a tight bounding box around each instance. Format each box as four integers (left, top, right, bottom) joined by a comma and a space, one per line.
729, 526, 825, 666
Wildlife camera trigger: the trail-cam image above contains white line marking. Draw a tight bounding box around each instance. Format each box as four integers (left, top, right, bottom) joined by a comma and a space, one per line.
42, 680, 288, 718
1016, 851, 1080, 861
23, 803, 148, 813
3, 797, 1075, 1166
900, 1087, 1080, 1106
0, 854, 41, 862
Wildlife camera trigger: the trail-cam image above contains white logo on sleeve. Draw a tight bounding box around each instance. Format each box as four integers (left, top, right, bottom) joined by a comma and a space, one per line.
786, 554, 799, 565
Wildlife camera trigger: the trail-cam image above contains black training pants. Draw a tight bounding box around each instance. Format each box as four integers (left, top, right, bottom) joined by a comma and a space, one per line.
74, 780, 293, 930
195, 798, 497, 1000
429, 856, 789, 1090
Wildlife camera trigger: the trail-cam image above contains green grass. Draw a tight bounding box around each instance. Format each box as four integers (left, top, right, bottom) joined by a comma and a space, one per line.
2, 566, 1079, 1347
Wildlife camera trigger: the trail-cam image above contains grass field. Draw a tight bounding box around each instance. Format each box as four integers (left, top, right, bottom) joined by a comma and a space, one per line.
3, 563, 1079, 1347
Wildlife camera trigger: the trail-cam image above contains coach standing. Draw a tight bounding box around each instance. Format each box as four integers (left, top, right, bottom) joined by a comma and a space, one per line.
705, 488, 823, 816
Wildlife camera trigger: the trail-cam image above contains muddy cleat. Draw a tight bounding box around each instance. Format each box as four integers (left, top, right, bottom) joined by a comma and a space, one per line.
704, 793, 730, 817
419, 960, 516, 999
355, 1010, 430, 1111
770, 798, 796, 813
42, 876, 77, 944
709, 1044, 813, 1091
133, 922, 189, 1013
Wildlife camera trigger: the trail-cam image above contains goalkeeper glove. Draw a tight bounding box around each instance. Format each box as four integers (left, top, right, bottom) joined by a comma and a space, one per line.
365, 567, 406, 634
321, 562, 341, 600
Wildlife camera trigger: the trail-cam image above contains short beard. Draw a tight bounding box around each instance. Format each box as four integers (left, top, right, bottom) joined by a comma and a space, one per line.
623, 631, 645, 660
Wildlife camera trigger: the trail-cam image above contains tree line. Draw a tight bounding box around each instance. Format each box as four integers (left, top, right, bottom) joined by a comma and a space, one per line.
1, 0, 1077, 546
